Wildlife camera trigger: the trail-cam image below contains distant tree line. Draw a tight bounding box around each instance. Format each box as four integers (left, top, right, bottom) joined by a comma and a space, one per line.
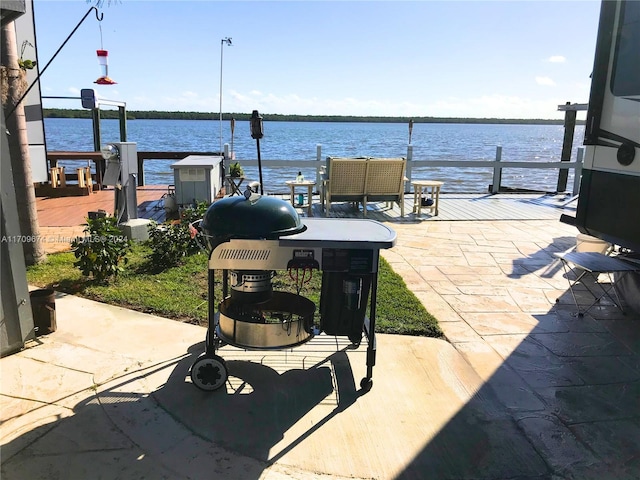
42, 108, 573, 125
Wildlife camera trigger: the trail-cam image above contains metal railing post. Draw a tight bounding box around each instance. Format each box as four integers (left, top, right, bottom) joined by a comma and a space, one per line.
405, 144, 413, 192
491, 146, 502, 194
573, 147, 584, 196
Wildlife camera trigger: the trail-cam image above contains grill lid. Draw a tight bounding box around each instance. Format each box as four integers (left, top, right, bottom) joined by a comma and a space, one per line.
201, 194, 306, 246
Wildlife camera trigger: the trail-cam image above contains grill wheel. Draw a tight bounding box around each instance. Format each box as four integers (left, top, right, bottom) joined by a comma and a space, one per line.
190, 354, 228, 391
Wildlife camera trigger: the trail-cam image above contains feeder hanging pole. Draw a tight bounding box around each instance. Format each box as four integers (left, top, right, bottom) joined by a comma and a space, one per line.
6, 7, 104, 119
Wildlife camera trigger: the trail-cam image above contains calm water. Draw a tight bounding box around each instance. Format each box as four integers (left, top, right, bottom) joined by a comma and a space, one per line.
44, 118, 585, 193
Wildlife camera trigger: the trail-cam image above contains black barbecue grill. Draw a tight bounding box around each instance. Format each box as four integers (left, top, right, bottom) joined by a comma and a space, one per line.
190, 192, 396, 392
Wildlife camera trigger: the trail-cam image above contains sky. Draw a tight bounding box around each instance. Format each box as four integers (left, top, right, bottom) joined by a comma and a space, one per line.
32, 0, 603, 120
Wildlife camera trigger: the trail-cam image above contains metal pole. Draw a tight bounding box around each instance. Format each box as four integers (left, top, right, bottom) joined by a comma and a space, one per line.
219, 40, 224, 155
6, 7, 104, 119
256, 138, 264, 195
219, 37, 232, 156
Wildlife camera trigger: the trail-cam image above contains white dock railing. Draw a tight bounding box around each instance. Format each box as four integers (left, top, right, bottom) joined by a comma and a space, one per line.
224, 144, 584, 196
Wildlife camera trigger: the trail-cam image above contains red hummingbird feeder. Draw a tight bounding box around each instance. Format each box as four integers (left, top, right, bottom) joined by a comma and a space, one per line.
94, 49, 116, 85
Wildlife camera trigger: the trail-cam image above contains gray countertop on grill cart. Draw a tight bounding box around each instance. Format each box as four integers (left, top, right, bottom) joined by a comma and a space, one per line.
279, 218, 396, 249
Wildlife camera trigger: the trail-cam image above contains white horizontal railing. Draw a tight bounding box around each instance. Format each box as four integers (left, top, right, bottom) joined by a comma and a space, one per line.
223, 144, 584, 196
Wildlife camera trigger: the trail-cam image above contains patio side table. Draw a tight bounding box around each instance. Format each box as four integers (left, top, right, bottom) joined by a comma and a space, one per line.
412, 180, 444, 216
225, 176, 245, 196
285, 180, 316, 216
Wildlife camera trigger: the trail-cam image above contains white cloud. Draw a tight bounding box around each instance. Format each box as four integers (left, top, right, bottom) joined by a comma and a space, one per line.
74, 87, 573, 119
536, 76, 556, 86
427, 94, 567, 119
224, 91, 568, 119
548, 55, 566, 63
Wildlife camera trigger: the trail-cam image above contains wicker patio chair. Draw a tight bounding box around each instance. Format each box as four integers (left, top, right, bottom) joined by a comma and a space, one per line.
323, 157, 368, 216
363, 157, 406, 217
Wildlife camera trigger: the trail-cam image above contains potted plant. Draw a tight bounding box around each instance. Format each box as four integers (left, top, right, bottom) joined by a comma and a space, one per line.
229, 162, 244, 177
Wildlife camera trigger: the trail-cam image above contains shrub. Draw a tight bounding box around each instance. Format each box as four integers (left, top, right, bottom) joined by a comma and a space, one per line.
71, 215, 132, 283
145, 202, 209, 270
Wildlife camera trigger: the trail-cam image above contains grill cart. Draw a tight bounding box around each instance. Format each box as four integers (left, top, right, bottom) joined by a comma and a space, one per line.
190, 193, 396, 392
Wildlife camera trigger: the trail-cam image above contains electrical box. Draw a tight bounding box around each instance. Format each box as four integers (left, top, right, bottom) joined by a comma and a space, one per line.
170, 155, 223, 206
101, 142, 139, 223
102, 142, 138, 187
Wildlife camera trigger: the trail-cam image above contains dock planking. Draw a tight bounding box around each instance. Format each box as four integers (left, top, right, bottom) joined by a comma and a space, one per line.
36, 186, 576, 228
35, 188, 576, 255
293, 193, 576, 223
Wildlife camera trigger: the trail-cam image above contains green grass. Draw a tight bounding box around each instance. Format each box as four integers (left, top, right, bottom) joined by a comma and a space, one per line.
27, 244, 442, 337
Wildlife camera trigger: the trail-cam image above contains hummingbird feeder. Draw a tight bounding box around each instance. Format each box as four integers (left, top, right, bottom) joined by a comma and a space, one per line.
94, 49, 116, 85
94, 17, 116, 85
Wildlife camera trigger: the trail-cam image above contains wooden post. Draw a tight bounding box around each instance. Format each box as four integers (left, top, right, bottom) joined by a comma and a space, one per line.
557, 101, 577, 192
490, 146, 502, 194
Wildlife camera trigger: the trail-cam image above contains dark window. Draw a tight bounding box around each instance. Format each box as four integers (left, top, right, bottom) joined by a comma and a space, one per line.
611, 0, 640, 96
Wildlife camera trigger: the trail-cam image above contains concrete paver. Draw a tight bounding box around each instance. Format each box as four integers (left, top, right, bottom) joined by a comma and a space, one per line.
2, 219, 640, 479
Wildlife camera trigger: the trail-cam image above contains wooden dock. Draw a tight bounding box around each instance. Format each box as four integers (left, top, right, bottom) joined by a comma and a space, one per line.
36, 185, 170, 227
295, 192, 577, 223
35, 187, 577, 254
36, 187, 577, 227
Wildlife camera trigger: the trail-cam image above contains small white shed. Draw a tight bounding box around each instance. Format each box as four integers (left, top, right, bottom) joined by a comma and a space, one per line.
170, 155, 223, 206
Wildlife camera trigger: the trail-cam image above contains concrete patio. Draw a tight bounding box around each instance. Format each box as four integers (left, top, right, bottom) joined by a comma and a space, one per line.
2, 216, 639, 479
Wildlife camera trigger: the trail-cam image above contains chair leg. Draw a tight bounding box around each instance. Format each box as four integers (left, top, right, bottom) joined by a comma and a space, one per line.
50, 167, 59, 188
86, 168, 93, 193
77, 168, 85, 188
362, 197, 367, 217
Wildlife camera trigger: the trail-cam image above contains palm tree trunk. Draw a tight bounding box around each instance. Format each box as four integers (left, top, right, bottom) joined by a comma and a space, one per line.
1, 22, 45, 265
